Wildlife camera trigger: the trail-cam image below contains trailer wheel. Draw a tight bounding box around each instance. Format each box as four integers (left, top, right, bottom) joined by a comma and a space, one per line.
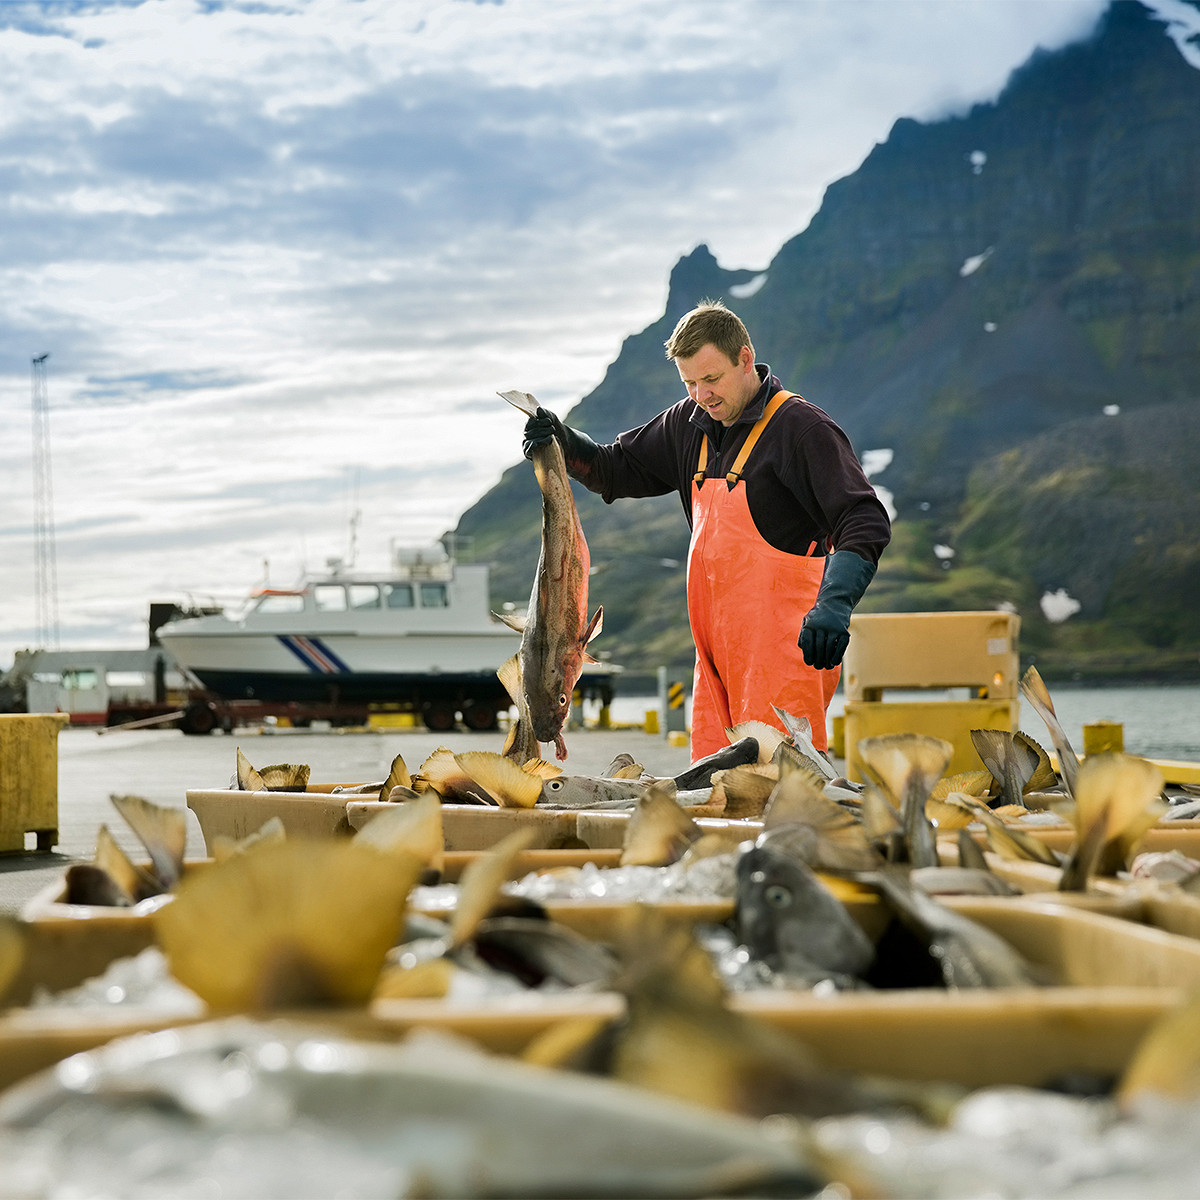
422, 702, 457, 732
462, 701, 498, 732
180, 701, 218, 736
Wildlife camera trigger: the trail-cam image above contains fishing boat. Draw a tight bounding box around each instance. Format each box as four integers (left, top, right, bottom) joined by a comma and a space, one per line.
157, 544, 619, 732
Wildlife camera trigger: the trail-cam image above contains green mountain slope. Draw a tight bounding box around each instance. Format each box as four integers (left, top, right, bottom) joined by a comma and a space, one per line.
456, 2, 1200, 687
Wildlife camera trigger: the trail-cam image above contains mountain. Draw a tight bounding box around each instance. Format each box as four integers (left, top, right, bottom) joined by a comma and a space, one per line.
456, 1, 1200, 689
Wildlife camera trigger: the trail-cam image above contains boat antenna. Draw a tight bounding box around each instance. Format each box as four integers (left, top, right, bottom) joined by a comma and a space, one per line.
345, 468, 360, 569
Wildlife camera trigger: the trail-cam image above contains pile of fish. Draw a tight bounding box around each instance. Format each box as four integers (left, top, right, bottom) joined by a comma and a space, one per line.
3, 663, 1200, 1195
4, 792, 1200, 1196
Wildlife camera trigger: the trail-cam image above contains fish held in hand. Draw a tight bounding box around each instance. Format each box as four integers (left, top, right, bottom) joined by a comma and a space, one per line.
499, 389, 603, 761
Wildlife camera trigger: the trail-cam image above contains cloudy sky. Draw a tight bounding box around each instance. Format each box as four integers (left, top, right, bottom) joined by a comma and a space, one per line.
0, 0, 1141, 668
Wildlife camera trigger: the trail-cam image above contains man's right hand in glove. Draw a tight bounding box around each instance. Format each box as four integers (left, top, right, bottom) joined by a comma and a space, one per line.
522, 407, 601, 482
522, 407, 565, 460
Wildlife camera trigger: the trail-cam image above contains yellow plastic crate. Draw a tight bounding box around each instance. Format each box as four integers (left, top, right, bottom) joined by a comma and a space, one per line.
843, 697, 1020, 782
843, 610, 1020, 700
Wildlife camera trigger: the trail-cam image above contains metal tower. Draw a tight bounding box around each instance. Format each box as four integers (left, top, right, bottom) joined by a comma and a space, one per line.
31, 353, 60, 650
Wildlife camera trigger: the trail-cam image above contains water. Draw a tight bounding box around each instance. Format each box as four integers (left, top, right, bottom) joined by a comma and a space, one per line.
606, 683, 1200, 761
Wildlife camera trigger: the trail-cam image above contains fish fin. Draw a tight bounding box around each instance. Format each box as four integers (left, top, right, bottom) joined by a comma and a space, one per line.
498, 654, 523, 702
420, 746, 493, 803
521, 758, 563, 780
857, 735, 950, 869
957, 828, 990, 871
770, 705, 812, 743
235, 747, 267, 791
773, 740, 832, 782
1059, 754, 1166, 890
762, 772, 882, 872
772, 707, 838, 781
1118, 987, 1200, 1106
969, 804, 1062, 867
494, 611, 526, 634
710, 764, 778, 820
1020, 666, 1080, 798
497, 388, 540, 416
353, 793, 445, 876
860, 785, 903, 834
109, 793, 188, 891
609, 763, 646, 780
621, 782, 703, 866
605, 753, 638, 776
455, 750, 542, 809
94, 822, 160, 901
924, 793, 978, 832
725, 721, 785, 764
257, 762, 311, 791
382, 752, 412, 794
931, 770, 993, 801
1014, 731, 1058, 793
157, 841, 420, 1009
580, 605, 603, 647
451, 828, 539, 947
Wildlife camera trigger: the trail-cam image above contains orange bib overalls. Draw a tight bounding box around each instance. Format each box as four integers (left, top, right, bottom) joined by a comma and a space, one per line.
686, 391, 840, 760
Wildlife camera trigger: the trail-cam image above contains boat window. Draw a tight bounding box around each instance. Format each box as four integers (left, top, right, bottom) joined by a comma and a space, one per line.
255, 594, 304, 615
349, 584, 381, 610
60, 669, 100, 691
314, 585, 348, 612
419, 582, 449, 608
385, 584, 414, 609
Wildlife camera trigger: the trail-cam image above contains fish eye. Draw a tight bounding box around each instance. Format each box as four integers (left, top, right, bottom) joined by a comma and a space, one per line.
558, 693, 568, 707
545, 778, 563, 791
764, 884, 793, 908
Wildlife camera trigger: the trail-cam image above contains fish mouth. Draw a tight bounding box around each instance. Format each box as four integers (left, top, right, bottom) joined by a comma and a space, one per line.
531, 716, 564, 743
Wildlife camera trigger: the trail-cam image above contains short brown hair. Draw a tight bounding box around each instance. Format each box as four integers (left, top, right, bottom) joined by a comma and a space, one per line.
664, 300, 754, 363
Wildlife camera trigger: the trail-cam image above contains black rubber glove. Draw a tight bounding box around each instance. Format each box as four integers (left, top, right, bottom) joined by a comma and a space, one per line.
523, 407, 601, 479
522, 407, 565, 459
799, 550, 877, 671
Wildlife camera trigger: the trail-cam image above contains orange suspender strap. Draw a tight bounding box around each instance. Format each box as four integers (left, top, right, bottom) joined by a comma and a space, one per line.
693, 390, 796, 485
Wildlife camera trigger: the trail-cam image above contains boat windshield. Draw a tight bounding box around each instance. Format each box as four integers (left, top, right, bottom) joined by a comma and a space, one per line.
251, 592, 305, 615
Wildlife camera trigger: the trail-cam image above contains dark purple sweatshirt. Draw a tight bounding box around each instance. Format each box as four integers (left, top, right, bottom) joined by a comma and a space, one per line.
568, 365, 891, 564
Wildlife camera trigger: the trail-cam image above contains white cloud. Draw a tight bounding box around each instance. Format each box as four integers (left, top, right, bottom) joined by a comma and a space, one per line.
0, 0, 1110, 665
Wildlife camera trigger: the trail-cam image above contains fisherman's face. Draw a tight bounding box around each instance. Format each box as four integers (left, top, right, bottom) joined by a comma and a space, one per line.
676, 343, 758, 426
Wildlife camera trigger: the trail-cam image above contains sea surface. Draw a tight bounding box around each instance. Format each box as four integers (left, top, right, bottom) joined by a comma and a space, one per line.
607, 682, 1200, 761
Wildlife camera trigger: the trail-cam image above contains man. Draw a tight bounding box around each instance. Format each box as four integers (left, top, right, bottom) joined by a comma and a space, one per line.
522, 301, 890, 760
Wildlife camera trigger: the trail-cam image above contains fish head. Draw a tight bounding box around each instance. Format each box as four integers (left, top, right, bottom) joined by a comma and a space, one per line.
527, 662, 574, 747
734, 841, 819, 963
735, 840, 875, 978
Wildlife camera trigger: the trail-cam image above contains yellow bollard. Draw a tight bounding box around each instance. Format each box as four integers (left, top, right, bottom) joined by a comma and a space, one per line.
667, 731, 689, 748
597, 704, 611, 730
644, 709, 660, 735
830, 714, 846, 759
1083, 721, 1124, 756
